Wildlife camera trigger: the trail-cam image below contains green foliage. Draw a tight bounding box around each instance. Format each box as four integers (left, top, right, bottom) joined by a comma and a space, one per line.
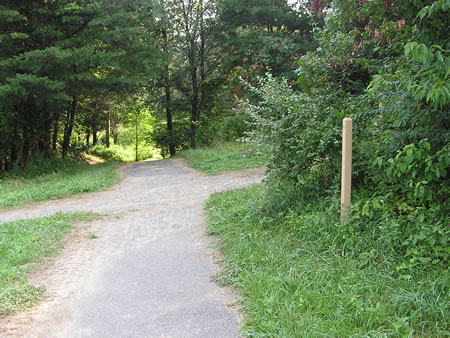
352, 141, 450, 266
0, 160, 120, 208
195, 112, 251, 147
0, 212, 96, 316
206, 185, 449, 336
241, 0, 449, 281
152, 116, 191, 157
0, 0, 161, 169
4, 156, 74, 179
89, 144, 155, 162
418, 0, 450, 18
402, 42, 449, 107
89, 145, 134, 162
179, 142, 266, 175
243, 74, 345, 202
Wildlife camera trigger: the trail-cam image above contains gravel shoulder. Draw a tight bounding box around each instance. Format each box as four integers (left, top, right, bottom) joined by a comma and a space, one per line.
0, 158, 264, 337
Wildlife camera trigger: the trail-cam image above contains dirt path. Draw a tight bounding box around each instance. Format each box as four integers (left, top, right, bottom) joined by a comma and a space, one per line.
0, 158, 264, 337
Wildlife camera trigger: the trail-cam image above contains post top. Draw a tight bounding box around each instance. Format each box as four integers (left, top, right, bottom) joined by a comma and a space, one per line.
343, 117, 352, 121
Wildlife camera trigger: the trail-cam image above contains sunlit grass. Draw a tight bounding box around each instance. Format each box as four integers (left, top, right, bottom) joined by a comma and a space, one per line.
206, 184, 449, 336
179, 142, 267, 175
0, 212, 97, 316
0, 161, 121, 208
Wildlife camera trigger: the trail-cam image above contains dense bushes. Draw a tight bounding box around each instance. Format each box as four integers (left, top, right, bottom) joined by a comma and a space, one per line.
1, 156, 77, 179
242, 0, 449, 269
196, 113, 251, 147
89, 144, 154, 162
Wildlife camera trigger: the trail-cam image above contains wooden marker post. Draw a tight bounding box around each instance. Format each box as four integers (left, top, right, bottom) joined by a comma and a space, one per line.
341, 118, 352, 223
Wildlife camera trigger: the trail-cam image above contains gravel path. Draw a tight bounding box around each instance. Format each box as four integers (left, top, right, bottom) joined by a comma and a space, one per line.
0, 158, 264, 337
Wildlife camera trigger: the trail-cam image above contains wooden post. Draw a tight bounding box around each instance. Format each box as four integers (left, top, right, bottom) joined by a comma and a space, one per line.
341, 118, 352, 223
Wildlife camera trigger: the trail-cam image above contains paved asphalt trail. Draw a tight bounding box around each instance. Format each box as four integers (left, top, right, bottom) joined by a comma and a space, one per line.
0, 158, 263, 337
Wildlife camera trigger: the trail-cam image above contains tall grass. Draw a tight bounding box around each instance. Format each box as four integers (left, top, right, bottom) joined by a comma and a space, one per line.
179, 142, 267, 175
0, 160, 121, 208
0, 212, 96, 315
206, 184, 449, 336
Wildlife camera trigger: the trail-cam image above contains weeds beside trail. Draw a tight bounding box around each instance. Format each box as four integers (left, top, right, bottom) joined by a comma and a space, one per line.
179, 142, 266, 175
206, 185, 449, 337
0, 160, 121, 208
0, 212, 97, 316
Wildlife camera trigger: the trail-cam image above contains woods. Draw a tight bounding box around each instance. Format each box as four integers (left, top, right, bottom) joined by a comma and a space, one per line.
0, 0, 311, 171
0, 0, 449, 334
1, 0, 448, 266
1, 0, 448, 260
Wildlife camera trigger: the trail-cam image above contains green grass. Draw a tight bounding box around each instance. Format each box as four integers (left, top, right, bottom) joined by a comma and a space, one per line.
206, 184, 449, 337
0, 161, 121, 208
0, 212, 97, 316
89, 144, 161, 162
178, 142, 267, 175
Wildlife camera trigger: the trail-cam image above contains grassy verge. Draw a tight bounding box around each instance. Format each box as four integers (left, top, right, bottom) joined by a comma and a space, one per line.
206, 184, 449, 337
0, 212, 97, 316
0, 161, 121, 208
178, 142, 266, 175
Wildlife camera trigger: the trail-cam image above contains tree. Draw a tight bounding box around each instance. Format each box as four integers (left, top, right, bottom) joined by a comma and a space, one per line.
0, 0, 160, 170
162, 0, 231, 148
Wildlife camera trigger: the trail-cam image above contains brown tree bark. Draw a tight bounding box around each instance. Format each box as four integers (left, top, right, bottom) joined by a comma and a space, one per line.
106, 110, 111, 148
52, 119, 59, 154
62, 97, 77, 157
162, 27, 176, 157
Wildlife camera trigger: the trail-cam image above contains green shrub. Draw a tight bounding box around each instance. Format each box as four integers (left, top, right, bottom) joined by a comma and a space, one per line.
89, 144, 154, 162
152, 117, 191, 157
242, 74, 350, 201
195, 113, 251, 147
4, 156, 73, 179
89, 145, 133, 162
348, 141, 450, 267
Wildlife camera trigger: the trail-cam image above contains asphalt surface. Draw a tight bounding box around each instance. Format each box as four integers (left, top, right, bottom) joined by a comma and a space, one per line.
0, 159, 264, 337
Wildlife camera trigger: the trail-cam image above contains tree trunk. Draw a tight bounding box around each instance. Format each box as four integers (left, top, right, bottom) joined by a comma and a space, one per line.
165, 84, 175, 156
86, 129, 90, 146
62, 97, 77, 157
106, 110, 111, 148
162, 27, 176, 157
135, 112, 139, 162
189, 38, 199, 149
10, 119, 18, 169
92, 113, 98, 146
22, 124, 30, 165
52, 119, 59, 154
38, 115, 52, 158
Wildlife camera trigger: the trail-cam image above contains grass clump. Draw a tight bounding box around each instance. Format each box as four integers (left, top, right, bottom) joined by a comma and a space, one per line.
0, 212, 96, 316
206, 184, 449, 337
179, 142, 266, 175
0, 160, 121, 208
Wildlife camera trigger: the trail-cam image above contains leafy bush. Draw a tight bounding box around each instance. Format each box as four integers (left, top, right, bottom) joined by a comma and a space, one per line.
195, 113, 251, 147
152, 117, 191, 157
241, 0, 449, 273
89, 145, 134, 162
242, 74, 354, 203
4, 156, 73, 179
349, 141, 449, 267
89, 144, 154, 162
